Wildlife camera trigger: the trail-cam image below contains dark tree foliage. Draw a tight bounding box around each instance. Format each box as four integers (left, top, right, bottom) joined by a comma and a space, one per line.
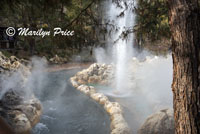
0, 0, 100, 58
135, 0, 170, 42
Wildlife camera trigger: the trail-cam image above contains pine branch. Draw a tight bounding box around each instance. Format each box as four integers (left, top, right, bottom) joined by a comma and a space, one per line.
66, 0, 96, 28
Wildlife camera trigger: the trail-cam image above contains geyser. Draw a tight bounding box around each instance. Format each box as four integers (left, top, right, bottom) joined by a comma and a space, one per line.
97, 0, 136, 95
94, 1, 173, 133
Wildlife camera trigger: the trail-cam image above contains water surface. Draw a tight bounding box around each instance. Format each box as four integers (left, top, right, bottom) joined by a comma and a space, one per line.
32, 69, 110, 134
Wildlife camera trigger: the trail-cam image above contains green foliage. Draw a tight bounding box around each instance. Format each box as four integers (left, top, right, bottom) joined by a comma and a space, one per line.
135, 0, 170, 42
0, 0, 99, 58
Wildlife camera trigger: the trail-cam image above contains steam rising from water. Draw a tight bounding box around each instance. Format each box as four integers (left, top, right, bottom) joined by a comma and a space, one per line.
95, 0, 172, 100
0, 57, 47, 99
95, 1, 173, 132
0, 58, 111, 134
95, 0, 137, 94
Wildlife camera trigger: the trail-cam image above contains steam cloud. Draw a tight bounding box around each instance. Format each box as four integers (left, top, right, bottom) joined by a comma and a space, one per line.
0, 57, 48, 100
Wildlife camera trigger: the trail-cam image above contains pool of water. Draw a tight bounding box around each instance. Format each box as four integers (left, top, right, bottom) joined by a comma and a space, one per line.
32, 69, 110, 134
91, 83, 172, 134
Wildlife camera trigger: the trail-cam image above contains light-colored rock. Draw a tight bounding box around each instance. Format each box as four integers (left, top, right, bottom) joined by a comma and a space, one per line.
70, 79, 80, 88
8, 111, 31, 133
77, 85, 90, 95
104, 102, 122, 115
90, 93, 105, 102
72, 63, 113, 85
99, 95, 109, 105
138, 109, 174, 134
88, 75, 101, 83
111, 123, 130, 134
88, 86, 96, 95
0, 51, 30, 73
21, 98, 42, 127
49, 55, 69, 64
110, 114, 126, 129
70, 63, 130, 134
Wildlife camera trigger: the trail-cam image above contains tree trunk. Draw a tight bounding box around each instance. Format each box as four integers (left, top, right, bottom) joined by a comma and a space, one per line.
168, 0, 200, 134
28, 37, 35, 56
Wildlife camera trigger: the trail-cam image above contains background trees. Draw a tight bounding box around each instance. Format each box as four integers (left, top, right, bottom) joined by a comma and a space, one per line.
0, 0, 99, 59
135, 0, 170, 42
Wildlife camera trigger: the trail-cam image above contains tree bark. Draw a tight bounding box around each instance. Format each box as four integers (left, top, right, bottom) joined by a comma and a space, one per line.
169, 0, 200, 134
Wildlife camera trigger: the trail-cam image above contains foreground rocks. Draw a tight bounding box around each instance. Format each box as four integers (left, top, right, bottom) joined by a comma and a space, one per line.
0, 91, 42, 133
70, 63, 130, 134
0, 52, 42, 133
138, 109, 174, 134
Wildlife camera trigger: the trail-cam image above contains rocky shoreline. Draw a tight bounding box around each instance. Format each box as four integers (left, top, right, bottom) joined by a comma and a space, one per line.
70, 63, 131, 134
0, 52, 42, 134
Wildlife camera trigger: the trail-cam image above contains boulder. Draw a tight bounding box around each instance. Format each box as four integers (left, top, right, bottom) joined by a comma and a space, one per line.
138, 109, 174, 134
0, 91, 42, 134
0, 52, 42, 133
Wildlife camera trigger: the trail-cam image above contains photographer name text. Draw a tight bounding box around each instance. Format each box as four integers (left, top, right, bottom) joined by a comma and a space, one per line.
6, 27, 74, 38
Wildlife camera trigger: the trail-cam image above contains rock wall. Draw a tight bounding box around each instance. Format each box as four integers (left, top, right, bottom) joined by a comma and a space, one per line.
70, 63, 130, 134
0, 51, 42, 133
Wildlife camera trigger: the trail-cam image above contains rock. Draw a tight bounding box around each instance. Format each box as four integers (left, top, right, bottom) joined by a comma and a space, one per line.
110, 114, 126, 129
70, 63, 130, 134
88, 86, 96, 95
104, 102, 122, 115
76, 85, 97, 96
0, 52, 42, 133
77, 85, 90, 95
0, 51, 29, 73
99, 95, 109, 105
90, 93, 105, 102
111, 123, 130, 134
0, 91, 42, 134
20, 99, 42, 127
49, 55, 69, 64
70, 78, 80, 88
77, 79, 86, 85
88, 75, 101, 83
72, 63, 113, 85
20, 59, 30, 65
10, 56, 19, 63
138, 109, 174, 134
7, 111, 31, 133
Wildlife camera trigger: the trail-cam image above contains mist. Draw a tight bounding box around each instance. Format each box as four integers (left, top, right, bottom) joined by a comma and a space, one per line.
94, 48, 173, 133
0, 57, 48, 100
